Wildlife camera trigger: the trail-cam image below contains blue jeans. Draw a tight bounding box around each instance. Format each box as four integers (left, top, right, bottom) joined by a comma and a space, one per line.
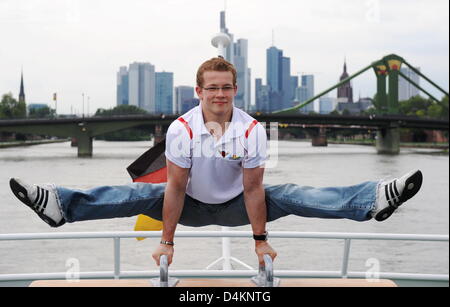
55, 182, 378, 226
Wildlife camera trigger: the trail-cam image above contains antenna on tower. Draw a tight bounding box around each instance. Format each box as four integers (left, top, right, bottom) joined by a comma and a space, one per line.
272, 29, 275, 46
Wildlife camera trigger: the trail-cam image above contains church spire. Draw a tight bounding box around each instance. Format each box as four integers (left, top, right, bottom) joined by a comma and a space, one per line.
19, 69, 25, 103
340, 58, 349, 81
338, 58, 354, 103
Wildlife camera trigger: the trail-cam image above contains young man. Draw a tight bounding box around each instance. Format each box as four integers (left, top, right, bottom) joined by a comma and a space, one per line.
9, 57, 423, 267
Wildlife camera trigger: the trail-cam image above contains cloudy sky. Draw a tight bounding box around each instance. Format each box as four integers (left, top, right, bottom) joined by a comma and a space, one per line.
0, 0, 448, 114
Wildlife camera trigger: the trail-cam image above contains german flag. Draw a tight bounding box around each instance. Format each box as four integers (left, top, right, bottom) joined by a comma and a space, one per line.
127, 139, 166, 240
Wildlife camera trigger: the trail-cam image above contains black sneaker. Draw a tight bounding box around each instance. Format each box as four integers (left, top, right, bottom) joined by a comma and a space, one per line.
373, 170, 423, 222
10, 178, 65, 227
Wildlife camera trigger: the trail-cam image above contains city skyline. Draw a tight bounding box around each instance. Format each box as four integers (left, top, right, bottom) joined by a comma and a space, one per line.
0, 0, 448, 114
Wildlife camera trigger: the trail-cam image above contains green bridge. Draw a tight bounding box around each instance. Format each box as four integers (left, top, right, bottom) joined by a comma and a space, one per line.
274, 54, 449, 154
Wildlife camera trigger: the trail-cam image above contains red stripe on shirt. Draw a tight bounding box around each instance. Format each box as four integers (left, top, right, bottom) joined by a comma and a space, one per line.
245, 120, 259, 139
177, 117, 193, 139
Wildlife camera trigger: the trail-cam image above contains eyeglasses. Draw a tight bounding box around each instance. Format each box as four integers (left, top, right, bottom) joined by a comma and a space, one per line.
202, 86, 235, 94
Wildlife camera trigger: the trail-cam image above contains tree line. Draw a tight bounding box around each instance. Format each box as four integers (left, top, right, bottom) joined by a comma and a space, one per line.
2, 92, 448, 120
94, 105, 152, 141
0, 93, 55, 119
367, 94, 448, 120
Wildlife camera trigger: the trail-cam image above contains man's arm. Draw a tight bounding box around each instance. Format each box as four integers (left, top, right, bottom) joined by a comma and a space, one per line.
152, 159, 189, 266
243, 166, 277, 266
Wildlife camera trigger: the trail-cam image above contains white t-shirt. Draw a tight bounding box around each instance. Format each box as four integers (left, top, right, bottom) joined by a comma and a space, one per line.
165, 104, 267, 204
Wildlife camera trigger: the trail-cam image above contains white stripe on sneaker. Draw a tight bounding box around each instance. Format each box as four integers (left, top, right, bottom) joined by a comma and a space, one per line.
393, 180, 400, 197
385, 182, 401, 209
37, 187, 45, 210
385, 185, 392, 207
34, 186, 41, 205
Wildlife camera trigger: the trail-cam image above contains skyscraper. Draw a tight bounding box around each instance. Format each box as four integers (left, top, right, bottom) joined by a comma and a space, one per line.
255, 78, 270, 113
337, 60, 353, 103
128, 62, 155, 113
281, 56, 292, 109
296, 86, 309, 103
234, 39, 251, 111
155, 72, 174, 114
319, 96, 336, 114
290, 76, 299, 103
220, 11, 234, 64
266, 46, 283, 93
300, 75, 315, 113
175, 86, 197, 114
399, 67, 420, 101
220, 11, 251, 111
265, 45, 296, 112
266, 46, 283, 112
117, 66, 129, 106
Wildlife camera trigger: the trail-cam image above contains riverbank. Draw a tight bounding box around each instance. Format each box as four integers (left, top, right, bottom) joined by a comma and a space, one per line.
0, 139, 70, 149
2, 138, 447, 152
327, 139, 449, 150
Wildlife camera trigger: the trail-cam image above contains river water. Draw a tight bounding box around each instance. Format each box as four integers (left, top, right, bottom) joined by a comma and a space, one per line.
0, 140, 448, 276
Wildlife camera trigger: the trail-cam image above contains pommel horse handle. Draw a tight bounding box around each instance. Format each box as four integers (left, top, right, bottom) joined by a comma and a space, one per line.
159, 255, 169, 287
259, 254, 274, 287
252, 254, 279, 287
263, 254, 274, 286
150, 255, 179, 287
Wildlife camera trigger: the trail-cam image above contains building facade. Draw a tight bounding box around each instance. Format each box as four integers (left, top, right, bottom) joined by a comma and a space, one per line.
319, 96, 336, 114
116, 66, 129, 106
266, 46, 284, 112
128, 62, 155, 113
175, 86, 197, 114
219, 11, 251, 112
255, 78, 270, 113
220, 11, 234, 65
299, 75, 315, 113
155, 72, 173, 114
234, 39, 251, 111
399, 67, 420, 101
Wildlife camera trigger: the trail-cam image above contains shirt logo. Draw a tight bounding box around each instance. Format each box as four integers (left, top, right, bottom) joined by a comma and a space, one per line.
219, 150, 242, 160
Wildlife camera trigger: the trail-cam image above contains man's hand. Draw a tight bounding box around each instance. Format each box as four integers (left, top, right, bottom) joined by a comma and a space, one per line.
255, 241, 277, 266
152, 244, 174, 266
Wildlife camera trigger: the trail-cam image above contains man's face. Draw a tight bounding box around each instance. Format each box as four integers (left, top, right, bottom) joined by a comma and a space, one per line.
196, 71, 237, 117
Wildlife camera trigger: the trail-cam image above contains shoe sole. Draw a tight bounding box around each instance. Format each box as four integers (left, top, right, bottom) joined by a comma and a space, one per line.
375, 170, 423, 222
9, 178, 64, 228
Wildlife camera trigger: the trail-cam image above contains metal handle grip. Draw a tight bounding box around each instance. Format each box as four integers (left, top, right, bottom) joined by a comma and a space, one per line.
263, 254, 274, 286
159, 255, 169, 287
256, 254, 274, 287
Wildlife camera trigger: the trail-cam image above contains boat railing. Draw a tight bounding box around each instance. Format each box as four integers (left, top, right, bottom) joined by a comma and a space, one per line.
0, 231, 448, 282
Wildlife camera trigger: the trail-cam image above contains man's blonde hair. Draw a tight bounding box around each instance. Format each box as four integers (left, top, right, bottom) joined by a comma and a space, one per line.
196, 57, 237, 88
